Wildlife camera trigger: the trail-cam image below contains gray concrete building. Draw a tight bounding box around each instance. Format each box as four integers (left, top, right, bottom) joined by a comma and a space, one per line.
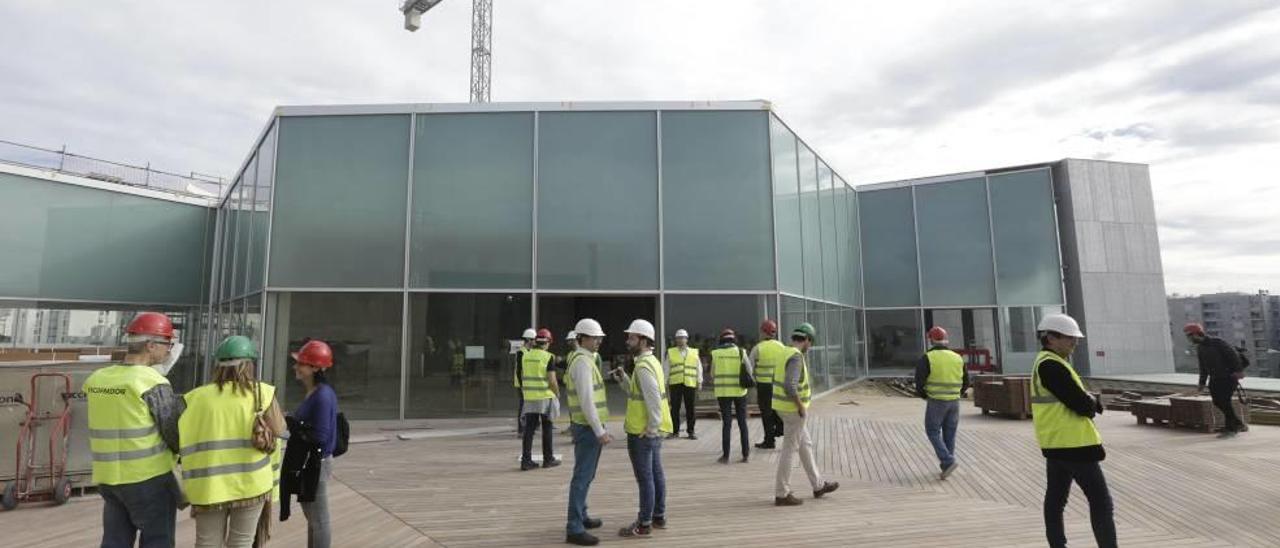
1169, 291, 1280, 377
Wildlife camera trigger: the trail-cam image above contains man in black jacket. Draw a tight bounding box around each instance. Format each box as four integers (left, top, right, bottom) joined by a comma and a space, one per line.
1185, 323, 1246, 437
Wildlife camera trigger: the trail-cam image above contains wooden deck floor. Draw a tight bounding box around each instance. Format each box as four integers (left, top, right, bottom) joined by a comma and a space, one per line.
3, 387, 1278, 547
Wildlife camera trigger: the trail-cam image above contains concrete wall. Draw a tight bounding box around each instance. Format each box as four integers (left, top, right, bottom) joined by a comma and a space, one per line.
1054, 159, 1173, 375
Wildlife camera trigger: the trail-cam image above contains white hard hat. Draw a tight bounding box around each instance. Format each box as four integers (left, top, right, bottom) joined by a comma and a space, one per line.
574, 318, 606, 338
624, 319, 656, 341
1037, 313, 1085, 338
521, 328, 537, 340
674, 329, 689, 339
566, 330, 577, 341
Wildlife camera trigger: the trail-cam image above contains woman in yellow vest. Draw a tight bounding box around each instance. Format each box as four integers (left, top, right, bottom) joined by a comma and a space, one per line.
520, 328, 562, 470
180, 335, 285, 548
710, 328, 753, 464
1030, 314, 1116, 548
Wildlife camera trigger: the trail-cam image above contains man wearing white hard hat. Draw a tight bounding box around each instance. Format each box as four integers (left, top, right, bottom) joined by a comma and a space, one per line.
1030, 313, 1116, 548
662, 328, 702, 440
514, 328, 537, 436
613, 319, 674, 538
564, 319, 611, 546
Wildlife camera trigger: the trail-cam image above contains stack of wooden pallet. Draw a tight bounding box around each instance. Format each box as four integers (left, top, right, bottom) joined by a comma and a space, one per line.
973, 375, 1032, 419
1168, 395, 1250, 432
1249, 398, 1280, 426
1131, 398, 1172, 426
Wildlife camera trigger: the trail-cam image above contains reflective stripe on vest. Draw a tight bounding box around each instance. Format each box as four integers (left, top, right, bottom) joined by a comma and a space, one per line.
1031, 351, 1103, 449
566, 350, 609, 425
271, 439, 284, 500
521, 348, 555, 401
624, 355, 674, 436
666, 347, 700, 388
772, 347, 811, 414
84, 365, 176, 485
925, 349, 965, 401
711, 346, 748, 398
178, 382, 276, 505
754, 339, 787, 385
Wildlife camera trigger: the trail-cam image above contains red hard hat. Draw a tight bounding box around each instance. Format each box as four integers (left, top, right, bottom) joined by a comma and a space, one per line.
292, 340, 334, 369
1183, 323, 1206, 337
536, 328, 553, 342
720, 328, 736, 340
126, 312, 175, 340
927, 326, 949, 342
761, 319, 778, 336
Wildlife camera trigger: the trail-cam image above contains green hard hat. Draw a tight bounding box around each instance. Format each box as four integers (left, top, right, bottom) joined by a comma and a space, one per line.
791, 322, 817, 341
215, 335, 259, 361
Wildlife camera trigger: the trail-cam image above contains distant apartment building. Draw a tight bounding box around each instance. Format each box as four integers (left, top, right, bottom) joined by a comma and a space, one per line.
1169, 291, 1280, 377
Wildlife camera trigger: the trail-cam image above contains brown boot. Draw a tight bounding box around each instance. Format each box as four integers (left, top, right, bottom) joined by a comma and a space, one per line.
813, 481, 840, 498
774, 493, 804, 506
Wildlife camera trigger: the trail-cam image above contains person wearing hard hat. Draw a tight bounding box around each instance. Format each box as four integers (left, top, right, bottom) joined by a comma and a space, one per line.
559, 330, 580, 436
1185, 322, 1247, 438
773, 322, 839, 506
564, 319, 611, 546
520, 328, 562, 470
662, 328, 702, 440
284, 339, 340, 548
180, 336, 285, 548
914, 326, 969, 480
750, 319, 786, 449
710, 328, 754, 464
613, 319, 674, 538
83, 311, 185, 547
515, 328, 537, 436
1031, 313, 1116, 548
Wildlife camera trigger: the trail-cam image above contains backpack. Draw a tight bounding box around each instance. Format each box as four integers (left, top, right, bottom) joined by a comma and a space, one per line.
1234, 347, 1251, 369
332, 412, 350, 457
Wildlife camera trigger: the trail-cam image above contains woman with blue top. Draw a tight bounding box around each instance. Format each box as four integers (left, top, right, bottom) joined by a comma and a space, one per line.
288, 339, 338, 548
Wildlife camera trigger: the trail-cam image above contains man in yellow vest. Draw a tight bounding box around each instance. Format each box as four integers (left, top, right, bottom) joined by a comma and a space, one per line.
613, 319, 674, 538
662, 328, 701, 440
750, 319, 786, 449
710, 328, 753, 464
773, 323, 838, 506
564, 319, 611, 546
915, 326, 969, 480
83, 312, 184, 547
1031, 313, 1116, 548
521, 328, 562, 470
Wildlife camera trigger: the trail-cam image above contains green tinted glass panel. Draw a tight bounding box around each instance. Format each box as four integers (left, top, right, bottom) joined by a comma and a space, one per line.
915, 178, 996, 306
798, 146, 823, 298
770, 117, 804, 295
860, 188, 920, 307
989, 170, 1063, 305
818, 163, 838, 301
271, 115, 409, 288
248, 123, 276, 294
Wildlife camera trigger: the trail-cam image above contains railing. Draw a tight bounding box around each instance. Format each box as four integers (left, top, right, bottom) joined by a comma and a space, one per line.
0, 138, 224, 200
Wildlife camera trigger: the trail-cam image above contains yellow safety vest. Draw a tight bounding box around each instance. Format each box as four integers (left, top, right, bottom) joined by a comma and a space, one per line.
753, 339, 787, 385
271, 439, 283, 501
772, 347, 811, 414
566, 350, 609, 426
666, 347, 700, 388
624, 355, 674, 436
521, 348, 555, 401
1031, 351, 1103, 449
711, 346, 748, 398
84, 365, 176, 486
179, 383, 276, 506
925, 349, 965, 401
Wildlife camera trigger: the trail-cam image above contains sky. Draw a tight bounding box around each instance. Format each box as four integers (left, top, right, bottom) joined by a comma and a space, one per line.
0, 0, 1276, 296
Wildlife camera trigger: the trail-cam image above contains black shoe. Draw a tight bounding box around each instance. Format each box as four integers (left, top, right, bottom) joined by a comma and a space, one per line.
687, 433, 698, 440
566, 532, 600, 546
582, 518, 603, 530
813, 481, 840, 498
521, 460, 538, 471
717, 455, 729, 464
741, 455, 750, 463
755, 441, 775, 449
619, 521, 652, 537
665, 433, 680, 440
652, 516, 667, 529
543, 457, 562, 468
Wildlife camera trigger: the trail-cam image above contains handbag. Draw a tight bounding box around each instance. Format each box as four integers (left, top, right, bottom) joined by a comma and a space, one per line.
251, 381, 277, 453
738, 347, 757, 389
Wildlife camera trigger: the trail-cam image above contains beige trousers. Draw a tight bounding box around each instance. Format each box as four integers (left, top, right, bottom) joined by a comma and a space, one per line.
194, 500, 266, 548
774, 412, 823, 498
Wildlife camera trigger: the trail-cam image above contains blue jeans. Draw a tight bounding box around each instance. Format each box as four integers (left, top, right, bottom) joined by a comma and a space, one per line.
924, 398, 960, 468
566, 424, 602, 535
98, 471, 179, 548
626, 434, 666, 526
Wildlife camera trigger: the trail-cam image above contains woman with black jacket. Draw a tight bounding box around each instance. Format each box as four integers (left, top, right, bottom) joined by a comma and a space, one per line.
281, 340, 339, 548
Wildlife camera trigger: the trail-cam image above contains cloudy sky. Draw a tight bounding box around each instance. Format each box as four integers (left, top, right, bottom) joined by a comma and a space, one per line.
1, 0, 1276, 296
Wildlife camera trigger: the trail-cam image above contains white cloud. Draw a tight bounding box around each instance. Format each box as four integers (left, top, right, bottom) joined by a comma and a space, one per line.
0, 0, 1275, 295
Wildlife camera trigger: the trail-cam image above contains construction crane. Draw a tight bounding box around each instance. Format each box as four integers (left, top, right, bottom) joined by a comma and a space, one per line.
401, 0, 493, 103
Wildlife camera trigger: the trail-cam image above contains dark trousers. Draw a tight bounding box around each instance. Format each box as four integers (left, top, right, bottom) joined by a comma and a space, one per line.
98, 472, 179, 548
718, 396, 749, 459
515, 390, 525, 434
756, 383, 783, 443
521, 412, 554, 463
1044, 458, 1117, 548
1209, 377, 1244, 431
668, 384, 697, 435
